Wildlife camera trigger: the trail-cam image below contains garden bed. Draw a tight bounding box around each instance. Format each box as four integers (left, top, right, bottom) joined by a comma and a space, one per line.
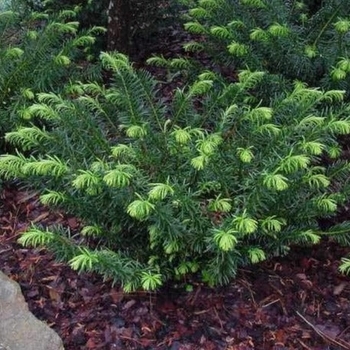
1, 185, 350, 349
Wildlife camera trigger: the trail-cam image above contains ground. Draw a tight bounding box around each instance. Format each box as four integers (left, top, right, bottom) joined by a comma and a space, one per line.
1, 185, 350, 350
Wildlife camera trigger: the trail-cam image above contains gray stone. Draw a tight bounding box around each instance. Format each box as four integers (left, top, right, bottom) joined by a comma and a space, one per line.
0, 271, 64, 350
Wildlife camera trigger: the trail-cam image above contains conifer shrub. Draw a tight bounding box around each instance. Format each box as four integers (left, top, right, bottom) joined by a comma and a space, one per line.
181, 0, 350, 95
0, 7, 104, 152
2, 52, 350, 290
15, 0, 184, 56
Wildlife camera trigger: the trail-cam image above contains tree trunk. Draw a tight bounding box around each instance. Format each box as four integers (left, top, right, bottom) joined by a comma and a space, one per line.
107, 0, 131, 54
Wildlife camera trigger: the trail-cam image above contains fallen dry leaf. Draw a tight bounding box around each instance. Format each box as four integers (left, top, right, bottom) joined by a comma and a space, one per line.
333, 281, 348, 295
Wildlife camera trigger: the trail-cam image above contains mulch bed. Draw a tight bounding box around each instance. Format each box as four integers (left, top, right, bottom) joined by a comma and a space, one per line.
1, 185, 350, 350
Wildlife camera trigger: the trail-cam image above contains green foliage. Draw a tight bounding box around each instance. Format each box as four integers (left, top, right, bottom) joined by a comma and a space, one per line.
3, 53, 350, 290
0, 6, 104, 151
182, 0, 350, 96
15, 0, 184, 56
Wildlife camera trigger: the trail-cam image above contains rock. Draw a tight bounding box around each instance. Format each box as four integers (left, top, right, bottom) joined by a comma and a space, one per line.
0, 271, 64, 350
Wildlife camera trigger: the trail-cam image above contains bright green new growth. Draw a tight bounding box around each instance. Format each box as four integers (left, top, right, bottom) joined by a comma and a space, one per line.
181, 0, 350, 98
3, 51, 350, 291
0, 7, 104, 151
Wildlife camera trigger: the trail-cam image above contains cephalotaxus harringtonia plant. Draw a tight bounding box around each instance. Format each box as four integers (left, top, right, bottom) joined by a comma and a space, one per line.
181, 0, 350, 94
2, 52, 350, 291
0, 7, 104, 151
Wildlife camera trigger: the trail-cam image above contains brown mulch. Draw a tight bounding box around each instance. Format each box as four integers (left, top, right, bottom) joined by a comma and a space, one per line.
1, 185, 350, 350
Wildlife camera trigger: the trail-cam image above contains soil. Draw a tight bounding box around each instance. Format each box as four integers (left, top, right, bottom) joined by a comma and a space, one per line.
1, 186, 350, 350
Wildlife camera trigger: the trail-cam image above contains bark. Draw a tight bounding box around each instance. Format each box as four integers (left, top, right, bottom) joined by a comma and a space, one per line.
107, 0, 131, 54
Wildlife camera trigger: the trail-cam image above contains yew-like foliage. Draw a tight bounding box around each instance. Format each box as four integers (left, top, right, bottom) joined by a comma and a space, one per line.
180, 0, 350, 96
0, 7, 104, 151
2, 53, 350, 290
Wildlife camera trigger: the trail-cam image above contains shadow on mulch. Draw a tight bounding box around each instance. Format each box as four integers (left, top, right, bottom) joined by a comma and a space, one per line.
1, 185, 350, 350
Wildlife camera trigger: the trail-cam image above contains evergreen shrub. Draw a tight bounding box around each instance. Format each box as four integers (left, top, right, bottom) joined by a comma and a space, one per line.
181, 0, 350, 94
0, 7, 104, 151
2, 52, 350, 290
15, 0, 184, 56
